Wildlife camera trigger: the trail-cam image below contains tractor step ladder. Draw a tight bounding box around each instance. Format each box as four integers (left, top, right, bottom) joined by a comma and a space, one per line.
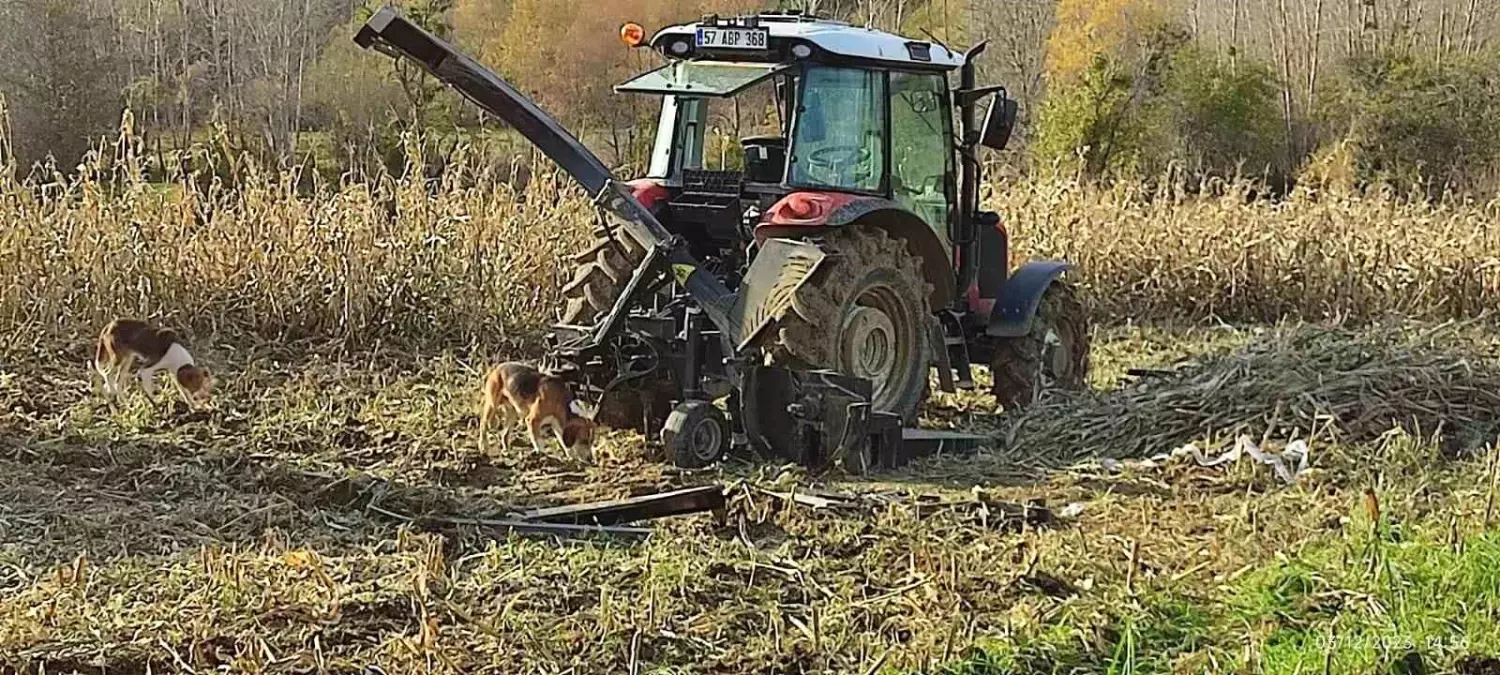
944, 335, 975, 389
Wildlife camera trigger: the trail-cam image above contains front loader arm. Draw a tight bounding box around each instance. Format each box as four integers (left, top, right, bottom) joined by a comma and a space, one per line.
354, 8, 768, 341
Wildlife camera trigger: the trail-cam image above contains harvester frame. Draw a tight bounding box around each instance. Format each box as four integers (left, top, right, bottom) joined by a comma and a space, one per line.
355, 8, 1090, 472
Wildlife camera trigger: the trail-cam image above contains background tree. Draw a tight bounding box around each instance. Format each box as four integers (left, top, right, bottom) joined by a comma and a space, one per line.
1320, 48, 1500, 193
1032, 0, 1179, 176
0, 0, 127, 170
1, 0, 1498, 192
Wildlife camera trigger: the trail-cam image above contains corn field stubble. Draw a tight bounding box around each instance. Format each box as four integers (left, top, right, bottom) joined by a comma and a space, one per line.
7, 131, 1500, 350
5, 324, 1500, 674
0, 138, 594, 355
5, 132, 1500, 673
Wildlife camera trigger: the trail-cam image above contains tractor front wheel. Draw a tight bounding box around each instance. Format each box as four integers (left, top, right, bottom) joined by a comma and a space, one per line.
560, 228, 646, 327
766, 226, 932, 423
989, 282, 1091, 409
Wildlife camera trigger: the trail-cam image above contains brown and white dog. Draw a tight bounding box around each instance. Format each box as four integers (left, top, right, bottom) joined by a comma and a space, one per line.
479, 362, 595, 462
94, 318, 213, 405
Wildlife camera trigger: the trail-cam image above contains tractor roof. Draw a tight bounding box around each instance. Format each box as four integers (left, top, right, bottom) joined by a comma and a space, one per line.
646, 12, 965, 71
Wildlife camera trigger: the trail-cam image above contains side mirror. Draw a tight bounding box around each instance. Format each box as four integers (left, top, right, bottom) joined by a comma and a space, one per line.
980, 93, 1018, 150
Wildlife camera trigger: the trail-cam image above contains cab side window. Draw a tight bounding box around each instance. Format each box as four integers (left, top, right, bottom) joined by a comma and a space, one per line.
888, 71, 953, 231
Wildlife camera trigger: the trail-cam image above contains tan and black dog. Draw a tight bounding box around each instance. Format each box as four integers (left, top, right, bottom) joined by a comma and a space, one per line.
94, 318, 213, 405
479, 362, 595, 462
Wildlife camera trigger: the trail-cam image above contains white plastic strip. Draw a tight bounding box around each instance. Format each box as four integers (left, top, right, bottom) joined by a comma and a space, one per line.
1167, 435, 1311, 484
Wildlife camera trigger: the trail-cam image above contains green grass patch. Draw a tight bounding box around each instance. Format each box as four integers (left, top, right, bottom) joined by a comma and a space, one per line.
1235, 524, 1500, 674
942, 502, 1500, 674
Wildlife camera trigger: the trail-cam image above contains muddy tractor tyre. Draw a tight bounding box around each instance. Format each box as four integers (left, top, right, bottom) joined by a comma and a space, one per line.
560, 229, 647, 327
559, 229, 674, 433
766, 225, 932, 423
989, 282, 1090, 409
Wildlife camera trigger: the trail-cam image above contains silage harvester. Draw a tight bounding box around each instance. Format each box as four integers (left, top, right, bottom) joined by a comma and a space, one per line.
355, 7, 1090, 472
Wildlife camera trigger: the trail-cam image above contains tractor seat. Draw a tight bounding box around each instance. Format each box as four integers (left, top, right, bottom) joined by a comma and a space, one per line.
741, 135, 787, 184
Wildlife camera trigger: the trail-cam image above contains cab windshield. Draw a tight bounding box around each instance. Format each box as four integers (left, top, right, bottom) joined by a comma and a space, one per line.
626, 61, 795, 179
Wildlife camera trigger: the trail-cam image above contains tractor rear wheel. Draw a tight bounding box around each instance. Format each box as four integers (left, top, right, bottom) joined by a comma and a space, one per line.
559, 228, 675, 433
559, 228, 647, 327
989, 282, 1090, 409
765, 226, 932, 423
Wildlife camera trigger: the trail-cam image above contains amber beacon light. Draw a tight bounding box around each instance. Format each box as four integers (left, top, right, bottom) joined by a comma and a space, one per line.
620, 22, 646, 47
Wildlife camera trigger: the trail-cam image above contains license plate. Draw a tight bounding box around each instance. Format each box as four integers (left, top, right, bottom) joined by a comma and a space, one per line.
696, 26, 769, 50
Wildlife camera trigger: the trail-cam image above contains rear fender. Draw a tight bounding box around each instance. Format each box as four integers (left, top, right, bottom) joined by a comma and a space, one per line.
756, 192, 955, 308
626, 178, 671, 212
985, 261, 1074, 338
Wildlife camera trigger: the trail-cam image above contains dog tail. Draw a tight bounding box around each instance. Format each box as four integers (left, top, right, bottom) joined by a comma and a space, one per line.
93, 332, 110, 371
479, 366, 501, 410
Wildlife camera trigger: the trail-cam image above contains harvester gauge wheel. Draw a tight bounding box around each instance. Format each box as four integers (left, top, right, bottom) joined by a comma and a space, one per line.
663, 400, 730, 469
989, 282, 1091, 409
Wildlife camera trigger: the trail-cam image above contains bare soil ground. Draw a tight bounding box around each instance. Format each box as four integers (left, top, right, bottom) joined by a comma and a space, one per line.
2, 323, 1499, 674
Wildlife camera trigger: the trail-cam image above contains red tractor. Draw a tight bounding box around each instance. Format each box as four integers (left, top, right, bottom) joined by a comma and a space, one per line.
357, 9, 1090, 472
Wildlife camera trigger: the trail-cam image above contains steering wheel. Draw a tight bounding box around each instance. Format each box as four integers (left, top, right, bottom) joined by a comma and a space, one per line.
806, 145, 868, 173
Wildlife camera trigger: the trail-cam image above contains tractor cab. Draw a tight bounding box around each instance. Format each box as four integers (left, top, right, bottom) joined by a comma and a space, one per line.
614, 12, 1014, 293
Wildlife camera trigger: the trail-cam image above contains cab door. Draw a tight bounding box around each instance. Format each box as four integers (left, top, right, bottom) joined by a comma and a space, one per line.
888, 71, 956, 245
788, 66, 888, 194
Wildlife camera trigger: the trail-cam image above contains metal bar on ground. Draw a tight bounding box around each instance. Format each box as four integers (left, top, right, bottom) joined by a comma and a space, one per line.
425, 516, 653, 541
365, 503, 652, 541
520, 485, 726, 526
882, 428, 989, 468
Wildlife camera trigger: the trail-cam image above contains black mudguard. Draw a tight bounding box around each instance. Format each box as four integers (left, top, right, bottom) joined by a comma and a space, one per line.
985, 260, 1074, 338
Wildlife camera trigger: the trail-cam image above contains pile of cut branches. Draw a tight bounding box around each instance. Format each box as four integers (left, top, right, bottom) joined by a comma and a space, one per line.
1000, 322, 1500, 464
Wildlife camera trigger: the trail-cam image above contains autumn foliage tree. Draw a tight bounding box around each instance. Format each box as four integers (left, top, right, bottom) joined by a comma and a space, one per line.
1033, 0, 1285, 181
1032, 0, 1176, 175
5, 0, 1500, 191
452, 0, 762, 167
